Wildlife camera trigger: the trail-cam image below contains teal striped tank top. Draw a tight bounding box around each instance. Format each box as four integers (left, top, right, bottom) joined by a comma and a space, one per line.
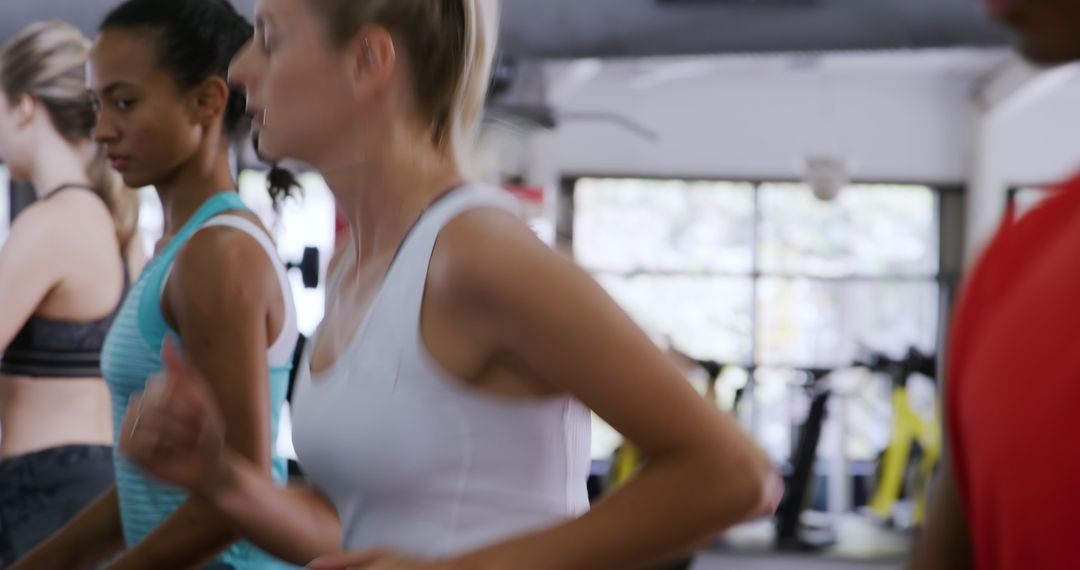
101, 192, 296, 569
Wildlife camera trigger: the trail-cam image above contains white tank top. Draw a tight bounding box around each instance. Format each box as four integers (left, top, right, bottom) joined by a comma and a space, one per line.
290, 186, 592, 557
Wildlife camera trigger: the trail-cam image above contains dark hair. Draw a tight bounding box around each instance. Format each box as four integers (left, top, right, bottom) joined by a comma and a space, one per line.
101, 0, 297, 204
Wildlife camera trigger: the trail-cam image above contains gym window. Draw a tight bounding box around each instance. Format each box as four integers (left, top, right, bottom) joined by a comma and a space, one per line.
563, 177, 944, 463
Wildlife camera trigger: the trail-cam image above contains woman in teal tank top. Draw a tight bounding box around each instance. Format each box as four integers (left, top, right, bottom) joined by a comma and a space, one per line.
12, 1, 299, 569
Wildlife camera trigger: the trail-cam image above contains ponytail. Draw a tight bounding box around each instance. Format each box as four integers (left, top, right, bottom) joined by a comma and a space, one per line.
306, 0, 502, 170
448, 0, 499, 172
266, 163, 301, 210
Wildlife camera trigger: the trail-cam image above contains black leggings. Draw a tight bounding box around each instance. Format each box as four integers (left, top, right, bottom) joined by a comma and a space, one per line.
0, 445, 114, 568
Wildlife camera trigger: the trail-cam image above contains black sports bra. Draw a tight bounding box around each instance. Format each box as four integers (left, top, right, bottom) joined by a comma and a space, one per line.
0, 184, 130, 379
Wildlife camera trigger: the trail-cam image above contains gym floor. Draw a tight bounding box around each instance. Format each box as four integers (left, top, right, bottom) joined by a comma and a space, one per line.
693, 553, 902, 570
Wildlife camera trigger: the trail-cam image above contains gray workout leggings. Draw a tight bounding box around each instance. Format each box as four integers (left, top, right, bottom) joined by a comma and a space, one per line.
0, 445, 114, 568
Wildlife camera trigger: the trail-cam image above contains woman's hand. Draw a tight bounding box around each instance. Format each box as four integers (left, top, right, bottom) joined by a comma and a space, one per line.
118, 340, 229, 495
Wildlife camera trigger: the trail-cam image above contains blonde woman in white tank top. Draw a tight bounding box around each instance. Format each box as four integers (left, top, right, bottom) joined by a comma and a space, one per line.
118, 0, 782, 568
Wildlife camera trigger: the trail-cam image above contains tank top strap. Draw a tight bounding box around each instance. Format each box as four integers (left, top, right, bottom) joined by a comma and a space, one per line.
156, 192, 247, 261
199, 214, 298, 368
137, 192, 249, 352
382, 185, 519, 342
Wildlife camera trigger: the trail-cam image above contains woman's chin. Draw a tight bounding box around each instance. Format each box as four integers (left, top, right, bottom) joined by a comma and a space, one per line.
120, 171, 151, 190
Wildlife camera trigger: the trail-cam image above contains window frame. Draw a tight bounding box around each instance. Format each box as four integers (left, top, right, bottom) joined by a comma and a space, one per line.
559, 174, 959, 369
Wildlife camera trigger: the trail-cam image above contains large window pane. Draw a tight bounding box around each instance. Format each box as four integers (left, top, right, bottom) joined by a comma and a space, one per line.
757, 278, 939, 368
590, 272, 753, 461
572, 176, 943, 469
575, 178, 755, 274
597, 274, 753, 364
759, 183, 938, 278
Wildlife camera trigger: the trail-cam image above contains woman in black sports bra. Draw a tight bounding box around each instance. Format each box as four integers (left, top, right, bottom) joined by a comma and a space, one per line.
0, 21, 144, 565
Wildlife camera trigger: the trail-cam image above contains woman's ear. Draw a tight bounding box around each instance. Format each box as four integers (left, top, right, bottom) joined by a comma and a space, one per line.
191, 75, 231, 129
12, 94, 37, 129
346, 26, 396, 100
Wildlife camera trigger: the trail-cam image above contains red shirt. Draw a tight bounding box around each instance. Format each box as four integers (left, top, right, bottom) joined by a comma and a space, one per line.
948, 173, 1080, 569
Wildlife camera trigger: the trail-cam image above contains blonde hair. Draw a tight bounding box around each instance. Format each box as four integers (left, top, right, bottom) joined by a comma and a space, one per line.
0, 21, 139, 252
308, 0, 499, 169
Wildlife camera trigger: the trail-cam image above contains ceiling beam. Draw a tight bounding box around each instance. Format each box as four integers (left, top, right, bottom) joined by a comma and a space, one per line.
0, 0, 1011, 59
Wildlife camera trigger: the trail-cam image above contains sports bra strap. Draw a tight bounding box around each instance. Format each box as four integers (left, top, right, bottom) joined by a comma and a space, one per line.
42, 183, 99, 201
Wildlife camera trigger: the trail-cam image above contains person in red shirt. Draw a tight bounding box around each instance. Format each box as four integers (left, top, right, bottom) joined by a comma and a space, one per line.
909, 1, 1080, 569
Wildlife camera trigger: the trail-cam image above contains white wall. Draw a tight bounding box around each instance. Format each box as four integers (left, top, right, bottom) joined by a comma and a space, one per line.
543, 51, 1003, 185
999, 79, 1080, 185
505, 50, 1080, 262
966, 67, 1080, 259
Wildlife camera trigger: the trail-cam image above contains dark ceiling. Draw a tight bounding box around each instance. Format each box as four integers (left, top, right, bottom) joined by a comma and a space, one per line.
0, 0, 1011, 59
